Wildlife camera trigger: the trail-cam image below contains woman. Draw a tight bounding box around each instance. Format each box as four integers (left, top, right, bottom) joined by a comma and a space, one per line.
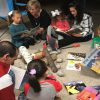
27, 0, 51, 40
56, 2, 94, 48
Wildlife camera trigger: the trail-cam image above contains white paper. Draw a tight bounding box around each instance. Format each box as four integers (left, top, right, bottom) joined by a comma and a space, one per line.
11, 66, 26, 89
66, 60, 81, 71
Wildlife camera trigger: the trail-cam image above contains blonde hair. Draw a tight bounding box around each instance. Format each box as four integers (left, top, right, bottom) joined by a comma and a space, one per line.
27, 0, 41, 9
8, 10, 21, 24
95, 25, 100, 36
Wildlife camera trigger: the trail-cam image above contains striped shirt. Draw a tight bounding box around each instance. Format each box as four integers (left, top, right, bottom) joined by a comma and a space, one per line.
73, 13, 94, 37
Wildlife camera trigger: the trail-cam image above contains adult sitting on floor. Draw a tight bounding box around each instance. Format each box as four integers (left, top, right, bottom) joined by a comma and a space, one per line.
58, 1, 94, 48
0, 41, 18, 100
27, 0, 51, 40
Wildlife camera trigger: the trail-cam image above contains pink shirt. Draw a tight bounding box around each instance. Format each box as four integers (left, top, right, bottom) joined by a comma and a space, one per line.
52, 19, 70, 31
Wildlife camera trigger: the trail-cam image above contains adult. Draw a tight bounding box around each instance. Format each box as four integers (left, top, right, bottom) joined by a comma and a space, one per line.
57, 1, 94, 48
0, 41, 18, 100
27, 0, 51, 40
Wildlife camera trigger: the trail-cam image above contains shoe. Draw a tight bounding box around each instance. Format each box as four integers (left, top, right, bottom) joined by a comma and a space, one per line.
57, 69, 64, 77
56, 58, 63, 63
50, 49, 61, 55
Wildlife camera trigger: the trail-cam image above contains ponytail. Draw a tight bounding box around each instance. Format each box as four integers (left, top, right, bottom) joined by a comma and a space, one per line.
27, 60, 48, 93
28, 75, 41, 93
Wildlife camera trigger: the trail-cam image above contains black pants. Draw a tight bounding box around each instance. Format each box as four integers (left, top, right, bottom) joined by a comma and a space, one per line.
58, 34, 92, 48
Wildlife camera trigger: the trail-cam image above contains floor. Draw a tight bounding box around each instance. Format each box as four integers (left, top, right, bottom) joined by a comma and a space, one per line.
0, 1, 100, 100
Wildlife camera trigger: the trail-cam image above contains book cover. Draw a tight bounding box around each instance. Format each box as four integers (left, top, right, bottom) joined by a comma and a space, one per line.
82, 48, 100, 74
66, 52, 86, 71
63, 81, 86, 95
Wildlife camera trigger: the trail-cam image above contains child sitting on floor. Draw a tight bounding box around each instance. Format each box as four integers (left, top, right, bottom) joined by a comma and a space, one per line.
91, 25, 100, 49
9, 10, 35, 48
24, 59, 62, 100
47, 9, 70, 51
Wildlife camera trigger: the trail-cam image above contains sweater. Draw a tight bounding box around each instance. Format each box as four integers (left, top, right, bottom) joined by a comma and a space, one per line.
0, 61, 15, 100
27, 9, 51, 29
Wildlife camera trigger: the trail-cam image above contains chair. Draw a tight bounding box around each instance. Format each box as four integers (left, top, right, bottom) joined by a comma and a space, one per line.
0, 0, 27, 22
0, 0, 14, 21
14, 0, 27, 15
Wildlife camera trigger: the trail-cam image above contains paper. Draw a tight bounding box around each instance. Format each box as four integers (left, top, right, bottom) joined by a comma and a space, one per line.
66, 60, 82, 71
11, 66, 26, 89
15, 24, 40, 36
66, 52, 86, 71
56, 28, 82, 35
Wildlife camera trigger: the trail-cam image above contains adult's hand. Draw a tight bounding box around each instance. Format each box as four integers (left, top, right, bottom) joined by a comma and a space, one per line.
36, 27, 44, 35
21, 33, 30, 38
71, 33, 82, 37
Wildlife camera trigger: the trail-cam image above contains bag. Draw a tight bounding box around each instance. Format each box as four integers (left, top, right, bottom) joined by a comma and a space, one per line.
18, 92, 27, 100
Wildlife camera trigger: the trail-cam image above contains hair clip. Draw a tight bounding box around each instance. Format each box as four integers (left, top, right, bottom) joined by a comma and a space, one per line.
8, 11, 13, 16
29, 69, 36, 75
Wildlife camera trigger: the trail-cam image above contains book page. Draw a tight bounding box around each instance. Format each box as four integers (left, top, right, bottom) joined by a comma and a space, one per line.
11, 66, 26, 89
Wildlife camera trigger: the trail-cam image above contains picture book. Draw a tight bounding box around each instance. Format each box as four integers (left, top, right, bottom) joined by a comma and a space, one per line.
66, 52, 86, 71
63, 81, 86, 95
77, 87, 99, 100
11, 66, 28, 90
55, 28, 82, 36
82, 48, 100, 74
15, 24, 40, 36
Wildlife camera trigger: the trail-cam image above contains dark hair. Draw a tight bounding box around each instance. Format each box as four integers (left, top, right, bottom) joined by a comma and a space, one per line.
8, 10, 21, 24
68, 1, 84, 24
0, 41, 17, 57
27, 59, 48, 93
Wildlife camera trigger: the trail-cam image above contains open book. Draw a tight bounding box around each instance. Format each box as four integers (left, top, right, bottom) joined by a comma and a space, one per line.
11, 66, 28, 90
66, 52, 86, 71
55, 28, 82, 35
15, 24, 40, 36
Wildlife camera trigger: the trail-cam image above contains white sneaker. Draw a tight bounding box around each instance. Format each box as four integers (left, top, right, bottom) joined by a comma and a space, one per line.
56, 58, 63, 63
50, 49, 61, 55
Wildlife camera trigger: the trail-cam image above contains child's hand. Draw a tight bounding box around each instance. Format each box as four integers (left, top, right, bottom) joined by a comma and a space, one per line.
21, 33, 30, 37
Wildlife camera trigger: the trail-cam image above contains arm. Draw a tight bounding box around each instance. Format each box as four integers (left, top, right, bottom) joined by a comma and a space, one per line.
72, 14, 93, 37
40, 10, 51, 29
45, 75, 62, 92
9, 25, 18, 37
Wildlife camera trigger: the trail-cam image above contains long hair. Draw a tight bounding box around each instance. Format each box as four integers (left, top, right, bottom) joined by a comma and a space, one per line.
27, 59, 48, 93
68, 1, 84, 24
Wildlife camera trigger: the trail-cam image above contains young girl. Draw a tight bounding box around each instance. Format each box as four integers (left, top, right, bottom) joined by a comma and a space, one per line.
24, 59, 62, 100
9, 10, 35, 48
91, 25, 100, 49
47, 9, 70, 50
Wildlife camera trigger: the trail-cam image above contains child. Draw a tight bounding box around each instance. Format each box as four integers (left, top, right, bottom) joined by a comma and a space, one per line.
9, 10, 35, 48
24, 59, 62, 100
47, 10, 70, 51
91, 25, 100, 49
